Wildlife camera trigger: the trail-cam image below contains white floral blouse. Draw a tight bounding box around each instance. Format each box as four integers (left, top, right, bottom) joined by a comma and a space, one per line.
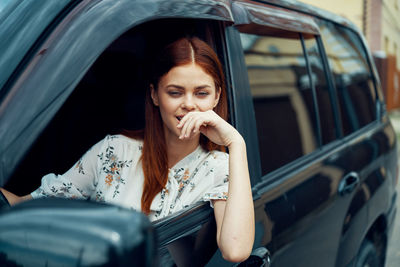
31, 135, 229, 221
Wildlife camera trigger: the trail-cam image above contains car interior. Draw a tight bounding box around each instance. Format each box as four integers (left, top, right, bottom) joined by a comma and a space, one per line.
5, 19, 225, 195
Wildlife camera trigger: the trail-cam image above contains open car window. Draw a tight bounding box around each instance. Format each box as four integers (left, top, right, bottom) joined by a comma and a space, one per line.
2, 13, 231, 266
0, 0, 233, 188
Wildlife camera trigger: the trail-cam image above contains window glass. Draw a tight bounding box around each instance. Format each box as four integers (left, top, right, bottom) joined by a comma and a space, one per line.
303, 37, 337, 144
240, 33, 318, 176
318, 21, 376, 136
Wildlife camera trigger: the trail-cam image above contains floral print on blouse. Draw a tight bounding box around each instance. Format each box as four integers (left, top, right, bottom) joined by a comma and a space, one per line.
31, 135, 229, 221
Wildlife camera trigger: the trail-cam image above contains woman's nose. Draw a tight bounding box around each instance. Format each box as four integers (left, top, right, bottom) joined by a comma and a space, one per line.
182, 96, 195, 110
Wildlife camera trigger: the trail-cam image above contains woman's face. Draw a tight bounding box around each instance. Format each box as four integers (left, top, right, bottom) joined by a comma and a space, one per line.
151, 63, 220, 141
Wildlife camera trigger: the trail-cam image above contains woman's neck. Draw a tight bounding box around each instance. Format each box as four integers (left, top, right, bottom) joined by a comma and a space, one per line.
165, 135, 200, 169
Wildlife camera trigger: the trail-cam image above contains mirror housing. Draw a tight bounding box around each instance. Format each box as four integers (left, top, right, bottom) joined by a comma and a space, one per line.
0, 198, 156, 267
234, 247, 271, 267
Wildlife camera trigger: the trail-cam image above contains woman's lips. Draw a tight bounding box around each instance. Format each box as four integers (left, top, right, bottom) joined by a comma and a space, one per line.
176, 115, 184, 121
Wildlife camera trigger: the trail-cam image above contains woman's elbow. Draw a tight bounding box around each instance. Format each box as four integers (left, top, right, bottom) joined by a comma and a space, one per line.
220, 244, 252, 263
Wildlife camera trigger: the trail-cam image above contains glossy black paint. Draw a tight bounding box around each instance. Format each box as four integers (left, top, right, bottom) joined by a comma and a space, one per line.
0, 0, 397, 267
0, 0, 74, 92
226, 1, 397, 266
0, 198, 156, 267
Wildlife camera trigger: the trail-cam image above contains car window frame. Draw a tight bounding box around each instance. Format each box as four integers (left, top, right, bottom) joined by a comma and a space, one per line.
315, 18, 381, 139
313, 34, 344, 139
230, 0, 346, 184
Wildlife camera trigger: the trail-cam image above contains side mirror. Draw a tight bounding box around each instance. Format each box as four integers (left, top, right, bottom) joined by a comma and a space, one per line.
234, 247, 271, 267
0, 189, 10, 208
0, 198, 156, 267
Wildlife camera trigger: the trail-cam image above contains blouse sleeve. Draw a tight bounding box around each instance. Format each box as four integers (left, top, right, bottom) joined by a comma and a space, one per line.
202, 152, 229, 207
30, 137, 106, 200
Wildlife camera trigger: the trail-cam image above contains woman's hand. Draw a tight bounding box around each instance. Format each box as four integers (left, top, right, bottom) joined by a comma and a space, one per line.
176, 110, 242, 147
0, 188, 32, 206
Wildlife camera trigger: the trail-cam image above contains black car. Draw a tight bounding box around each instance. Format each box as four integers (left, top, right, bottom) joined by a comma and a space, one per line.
0, 0, 397, 266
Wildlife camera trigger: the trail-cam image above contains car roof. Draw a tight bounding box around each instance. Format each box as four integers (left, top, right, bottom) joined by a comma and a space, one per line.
0, 0, 74, 93
0, 0, 357, 94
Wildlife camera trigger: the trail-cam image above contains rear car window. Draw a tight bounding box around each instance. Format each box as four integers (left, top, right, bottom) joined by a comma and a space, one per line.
240, 33, 318, 176
318, 20, 376, 136
303, 37, 337, 145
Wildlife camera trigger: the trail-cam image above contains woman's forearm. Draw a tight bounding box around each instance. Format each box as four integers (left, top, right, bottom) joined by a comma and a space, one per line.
0, 188, 32, 205
216, 137, 255, 262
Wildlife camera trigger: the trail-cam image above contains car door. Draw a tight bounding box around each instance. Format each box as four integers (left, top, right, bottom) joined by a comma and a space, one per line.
315, 18, 397, 266
227, 1, 368, 266
0, 0, 245, 266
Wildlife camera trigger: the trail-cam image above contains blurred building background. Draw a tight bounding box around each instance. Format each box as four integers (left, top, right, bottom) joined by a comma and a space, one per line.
300, 0, 400, 111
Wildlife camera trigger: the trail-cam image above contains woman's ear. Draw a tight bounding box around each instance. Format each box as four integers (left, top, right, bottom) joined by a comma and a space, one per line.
150, 84, 159, 106
214, 87, 221, 108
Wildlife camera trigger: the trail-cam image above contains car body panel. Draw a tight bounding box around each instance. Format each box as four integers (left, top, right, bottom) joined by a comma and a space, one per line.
335, 119, 397, 266
0, 0, 75, 93
227, 1, 397, 266
0, 0, 397, 266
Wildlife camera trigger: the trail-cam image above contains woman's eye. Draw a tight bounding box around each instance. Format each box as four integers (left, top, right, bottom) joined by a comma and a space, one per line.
196, 91, 209, 96
168, 91, 182, 97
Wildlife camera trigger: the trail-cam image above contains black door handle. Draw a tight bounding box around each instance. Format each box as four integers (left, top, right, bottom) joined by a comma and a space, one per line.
338, 172, 360, 196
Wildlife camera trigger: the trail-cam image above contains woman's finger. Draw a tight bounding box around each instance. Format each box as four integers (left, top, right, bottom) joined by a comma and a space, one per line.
177, 113, 192, 129
193, 118, 205, 134
178, 111, 223, 139
185, 116, 200, 137
182, 114, 198, 138
180, 115, 195, 139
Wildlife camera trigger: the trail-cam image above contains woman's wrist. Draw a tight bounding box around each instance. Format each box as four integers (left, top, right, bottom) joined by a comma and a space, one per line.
227, 133, 245, 150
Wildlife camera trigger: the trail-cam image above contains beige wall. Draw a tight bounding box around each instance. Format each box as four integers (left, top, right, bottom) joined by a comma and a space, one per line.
300, 0, 400, 69
382, 0, 400, 69
299, 0, 364, 31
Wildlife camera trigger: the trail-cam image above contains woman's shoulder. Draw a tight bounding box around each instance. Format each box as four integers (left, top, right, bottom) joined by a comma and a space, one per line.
104, 134, 143, 144
99, 134, 144, 152
206, 149, 229, 163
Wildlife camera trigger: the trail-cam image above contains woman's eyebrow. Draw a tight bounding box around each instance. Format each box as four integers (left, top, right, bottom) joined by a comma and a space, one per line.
166, 84, 185, 90
165, 84, 212, 90
195, 85, 212, 90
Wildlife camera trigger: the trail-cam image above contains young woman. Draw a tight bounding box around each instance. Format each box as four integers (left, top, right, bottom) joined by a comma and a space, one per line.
0, 37, 254, 262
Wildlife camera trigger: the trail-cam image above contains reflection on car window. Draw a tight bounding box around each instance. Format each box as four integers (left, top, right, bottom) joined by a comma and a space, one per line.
156, 213, 218, 267
240, 33, 318, 176
0, 0, 13, 13
318, 21, 376, 136
303, 37, 337, 144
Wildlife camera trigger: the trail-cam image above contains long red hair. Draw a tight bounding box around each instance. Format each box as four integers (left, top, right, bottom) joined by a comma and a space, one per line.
125, 37, 228, 214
